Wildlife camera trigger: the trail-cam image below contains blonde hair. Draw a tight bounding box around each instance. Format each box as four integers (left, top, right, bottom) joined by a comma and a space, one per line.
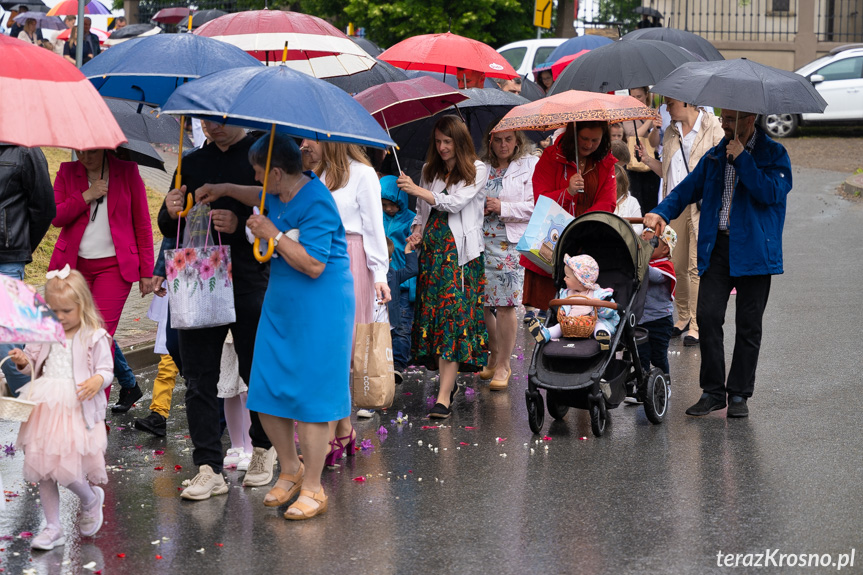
44, 270, 103, 333
313, 142, 372, 191
614, 163, 630, 200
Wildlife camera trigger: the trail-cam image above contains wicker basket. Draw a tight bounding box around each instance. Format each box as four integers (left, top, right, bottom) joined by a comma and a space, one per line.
556, 295, 597, 339
0, 356, 36, 423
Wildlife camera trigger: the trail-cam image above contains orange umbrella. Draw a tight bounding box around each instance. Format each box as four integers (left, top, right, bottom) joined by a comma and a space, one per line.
492, 90, 659, 133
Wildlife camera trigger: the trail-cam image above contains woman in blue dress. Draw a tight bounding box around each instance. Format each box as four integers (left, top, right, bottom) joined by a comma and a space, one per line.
195, 133, 354, 521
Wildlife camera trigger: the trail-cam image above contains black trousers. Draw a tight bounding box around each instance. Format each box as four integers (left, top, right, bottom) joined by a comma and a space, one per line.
178, 289, 271, 472
697, 234, 772, 399
627, 169, 661, 215
638, 315, 673, 376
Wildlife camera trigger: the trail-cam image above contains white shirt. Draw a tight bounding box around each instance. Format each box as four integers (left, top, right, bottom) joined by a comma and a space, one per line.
665, 110, 704, 194
78, 178, 116, 259
613, 192, 643, 235
322, 160, 389, 283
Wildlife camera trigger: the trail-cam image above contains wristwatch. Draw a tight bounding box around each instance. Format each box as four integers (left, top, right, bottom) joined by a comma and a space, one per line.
273, 231, 284, 247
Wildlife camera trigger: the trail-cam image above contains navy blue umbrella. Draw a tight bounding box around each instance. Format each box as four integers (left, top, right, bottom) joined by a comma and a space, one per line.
545, 35, 614, 66
81, 34, 263, 106
161, 64, 395, 262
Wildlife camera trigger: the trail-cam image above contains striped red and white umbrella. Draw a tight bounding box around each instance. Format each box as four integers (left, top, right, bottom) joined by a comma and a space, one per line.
0, 34, 126, 150
193, 10, 375, 78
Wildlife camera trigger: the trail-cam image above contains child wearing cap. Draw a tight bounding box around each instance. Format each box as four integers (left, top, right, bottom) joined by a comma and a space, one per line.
527, 254, 619, 346
636, 226, 678, 383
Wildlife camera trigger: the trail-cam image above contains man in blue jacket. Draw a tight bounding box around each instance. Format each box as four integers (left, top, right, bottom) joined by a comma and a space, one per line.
643, 109, 792, 418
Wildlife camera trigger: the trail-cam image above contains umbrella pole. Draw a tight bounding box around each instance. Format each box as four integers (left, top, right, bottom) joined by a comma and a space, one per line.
253, 125, 276, 263
381, 113, 402, 174
453, 104, 466, 123
175, 116, 192, 216
728, 110, 739, 163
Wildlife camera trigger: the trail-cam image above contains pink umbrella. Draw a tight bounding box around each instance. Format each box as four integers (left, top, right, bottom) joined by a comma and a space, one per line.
551, 50, 591, 80
0, 276, 64, 345
0, 34, 126, 150
152, 7, 192, 25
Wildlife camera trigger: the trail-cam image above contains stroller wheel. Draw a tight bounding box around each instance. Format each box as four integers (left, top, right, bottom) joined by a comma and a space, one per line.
590, 400, 608, 437
525, 390, 545, 434
644, 368, 669, 424
546, 391, 569, 421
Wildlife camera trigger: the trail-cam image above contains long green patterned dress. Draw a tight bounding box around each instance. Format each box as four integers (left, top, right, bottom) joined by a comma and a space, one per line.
411, 197, 488, 372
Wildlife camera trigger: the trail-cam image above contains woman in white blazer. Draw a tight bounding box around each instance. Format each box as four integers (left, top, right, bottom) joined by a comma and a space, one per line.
397, 115, 489, 420
478, 127, 538, 391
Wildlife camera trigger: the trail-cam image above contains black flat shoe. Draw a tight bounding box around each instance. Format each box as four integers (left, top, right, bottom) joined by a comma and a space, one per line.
134, 411, 167, 436
685, 393, 726, 416
727, 396, 749, 418
111, 384, 143, 413
671, 321, 690, 338
683, 334, 700, 347
428, 403, 452, 419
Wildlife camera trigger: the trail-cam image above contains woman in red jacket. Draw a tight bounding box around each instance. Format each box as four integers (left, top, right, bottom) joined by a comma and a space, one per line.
522, 121, 617, 313
49, 150, 154, 407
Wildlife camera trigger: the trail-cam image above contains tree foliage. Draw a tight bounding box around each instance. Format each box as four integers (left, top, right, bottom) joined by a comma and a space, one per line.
595, 0, 642, 34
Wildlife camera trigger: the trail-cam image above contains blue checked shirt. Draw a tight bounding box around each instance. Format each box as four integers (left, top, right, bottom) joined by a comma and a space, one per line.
719, 130, 758, 231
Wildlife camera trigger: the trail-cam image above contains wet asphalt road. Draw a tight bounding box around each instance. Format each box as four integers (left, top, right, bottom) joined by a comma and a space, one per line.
0, 166, 861, 575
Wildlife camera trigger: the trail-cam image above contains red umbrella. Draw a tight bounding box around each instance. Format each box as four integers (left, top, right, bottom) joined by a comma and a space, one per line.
46, 0, 110, 16
56, 27, 108, 44
151, 7, 192, 25
379, 32, 518, 79
193, 10, 375, 78
0, 35, 126, 150
551, 50, 590, 80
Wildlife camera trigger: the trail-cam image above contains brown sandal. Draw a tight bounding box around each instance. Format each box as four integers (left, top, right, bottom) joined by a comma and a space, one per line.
263, 463, 304, 507
284, 486, 328, 520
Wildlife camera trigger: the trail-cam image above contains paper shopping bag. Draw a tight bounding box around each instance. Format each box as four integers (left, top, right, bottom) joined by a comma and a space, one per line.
516, 195, 574, 274
352, 322, 395, 409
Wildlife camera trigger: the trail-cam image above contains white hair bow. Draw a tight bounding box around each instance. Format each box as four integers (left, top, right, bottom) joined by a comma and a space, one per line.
46, 264, 71, 280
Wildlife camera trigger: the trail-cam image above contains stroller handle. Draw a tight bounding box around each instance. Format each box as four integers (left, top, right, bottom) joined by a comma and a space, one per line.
624, 217, 644, 224
549, 296, 618, 310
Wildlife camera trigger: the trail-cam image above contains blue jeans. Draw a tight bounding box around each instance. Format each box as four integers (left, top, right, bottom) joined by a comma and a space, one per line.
391, 289, 413, 371
0, 262, 29, 395
638, 315, 673, 376
114, 340, 136, 389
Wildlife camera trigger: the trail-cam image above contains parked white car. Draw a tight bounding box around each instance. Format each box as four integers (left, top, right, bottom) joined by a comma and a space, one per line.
762, 44, 863, 137
497, 38, 566, 81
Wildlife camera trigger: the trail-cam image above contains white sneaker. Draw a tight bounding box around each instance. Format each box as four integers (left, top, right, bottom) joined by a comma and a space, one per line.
79, 486, 105, 537
31, 526, 65, 550
223, 447, 243, 469
236, 450, 252, 471
356, 409, 375, 418
242, 447, 276, 487
180, 465, 229, 501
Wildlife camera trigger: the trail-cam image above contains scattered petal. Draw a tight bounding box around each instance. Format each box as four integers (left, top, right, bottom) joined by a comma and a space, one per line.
83, 562, 97, 570
352, 476, 366, 482
495, 437, 507, 443
153, 450, 165, 455
19, 531, 33, 538
174, 465, 182, 471
359, 439, 374, 451
464, 426, 476, 430
402, 392, 413, 396
215, 543, 224, 547
154, 466, 164, 471
116, 553, 126, 558
579, 436, 588, 441
542, 436, 552, 441
464, 387, 476, 396
3, 444, 16, 457
196, 548, 205, 553
155, 555, 163, 560
420, 425, 440, 430
377, 426, 388, 435
459, 442, 469, 446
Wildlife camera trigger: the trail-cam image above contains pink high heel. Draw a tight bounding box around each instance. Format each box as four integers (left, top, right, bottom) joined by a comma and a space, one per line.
324, 428, 356, 466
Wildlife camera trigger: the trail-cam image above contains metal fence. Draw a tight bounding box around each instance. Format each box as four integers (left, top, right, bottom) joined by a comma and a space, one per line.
816, 0, 862, 42
656, 0, 798, 42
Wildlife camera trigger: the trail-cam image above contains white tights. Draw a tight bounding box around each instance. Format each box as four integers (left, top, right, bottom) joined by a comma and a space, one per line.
224, 392, 252, 453
38, 479, 97, 528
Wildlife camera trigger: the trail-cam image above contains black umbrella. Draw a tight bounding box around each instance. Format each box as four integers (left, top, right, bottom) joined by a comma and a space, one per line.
190, 9, 226, 29
517, 76, 546, 101
351, 36, 383, 57
651, 59, 828, 115
633, 6, 663, 18
2, 1, 48, 11
109, 23, 158, 39
104, 99, 192, 147
621, 27, 724, 62
548, 39, 700, 95
112, 139, 166, 171
323, 58, 409, 95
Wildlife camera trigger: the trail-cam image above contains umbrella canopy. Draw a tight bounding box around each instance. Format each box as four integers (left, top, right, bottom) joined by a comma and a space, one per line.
545, 35, 614, 66
517, 77, 546, 101
351, 36, 383, 58
160, 65, 395, 149
2, 2, 49, 12
104, 98, 191, 146
108, 23, 159, 39
151, 7, 191, 25
380, 32, 518, 79
0, 275, 64, 345
57, 26, 108, 43
492, 90, 659, 133
189, 9, 226, 29
551, 49, 590, 80
621, 27, 724, 62
113, 139, 166, 171
193, 10, 376, 78
12, 11, 63, 30
651, 58, 828, 115
323, 58, 409, 95
46, 0, 109, 16
81, 34, 263, 106
549, 39, 700, 95
633, 6, 663, 18
0, 34, 125, 150
355, 76, 468, 130
403, 68, 500, 89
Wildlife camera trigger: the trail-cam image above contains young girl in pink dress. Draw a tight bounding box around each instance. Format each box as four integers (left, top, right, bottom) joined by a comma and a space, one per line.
9, 265, 113, 550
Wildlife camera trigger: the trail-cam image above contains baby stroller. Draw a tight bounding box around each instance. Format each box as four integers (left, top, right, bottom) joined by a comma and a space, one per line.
525, 212, 669, 437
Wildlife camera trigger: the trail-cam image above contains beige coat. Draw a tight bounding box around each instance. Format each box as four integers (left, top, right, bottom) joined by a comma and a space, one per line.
660, 109, 725, 199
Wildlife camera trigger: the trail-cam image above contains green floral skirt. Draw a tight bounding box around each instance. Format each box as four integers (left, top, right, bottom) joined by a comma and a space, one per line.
412, 209, 488, 371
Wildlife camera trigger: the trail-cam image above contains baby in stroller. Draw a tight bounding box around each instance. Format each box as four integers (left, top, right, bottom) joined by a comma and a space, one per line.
527, 254, 619, 346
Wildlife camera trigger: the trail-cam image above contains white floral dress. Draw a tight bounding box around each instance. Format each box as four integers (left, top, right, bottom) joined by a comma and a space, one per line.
482, 166, 524, 307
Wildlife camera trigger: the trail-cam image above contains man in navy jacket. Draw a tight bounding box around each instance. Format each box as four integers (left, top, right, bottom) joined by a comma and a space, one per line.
643, 110, 792, 418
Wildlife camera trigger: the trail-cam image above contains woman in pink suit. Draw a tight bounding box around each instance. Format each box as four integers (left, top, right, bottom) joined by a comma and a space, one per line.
49, 149, 154, 406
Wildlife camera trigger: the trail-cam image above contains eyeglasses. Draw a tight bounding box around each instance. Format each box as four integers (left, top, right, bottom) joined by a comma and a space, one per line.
719, 114, 755, 124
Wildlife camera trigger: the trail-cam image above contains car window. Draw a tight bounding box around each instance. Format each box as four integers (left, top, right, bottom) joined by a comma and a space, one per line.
815, 57, 863, 81
533, 46, 557, 68
500, 47, 527, 70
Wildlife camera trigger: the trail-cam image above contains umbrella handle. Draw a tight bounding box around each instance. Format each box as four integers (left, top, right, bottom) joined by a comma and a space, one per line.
253, 238, 274, 263
178, 193, 193, 217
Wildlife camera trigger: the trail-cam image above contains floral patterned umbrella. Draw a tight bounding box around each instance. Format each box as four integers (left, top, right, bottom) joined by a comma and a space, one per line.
492, 90, 659, 133
0, 275, 64, 344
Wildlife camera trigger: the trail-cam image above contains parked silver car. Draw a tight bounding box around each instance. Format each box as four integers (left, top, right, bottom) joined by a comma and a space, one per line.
762, 44, 863, 138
